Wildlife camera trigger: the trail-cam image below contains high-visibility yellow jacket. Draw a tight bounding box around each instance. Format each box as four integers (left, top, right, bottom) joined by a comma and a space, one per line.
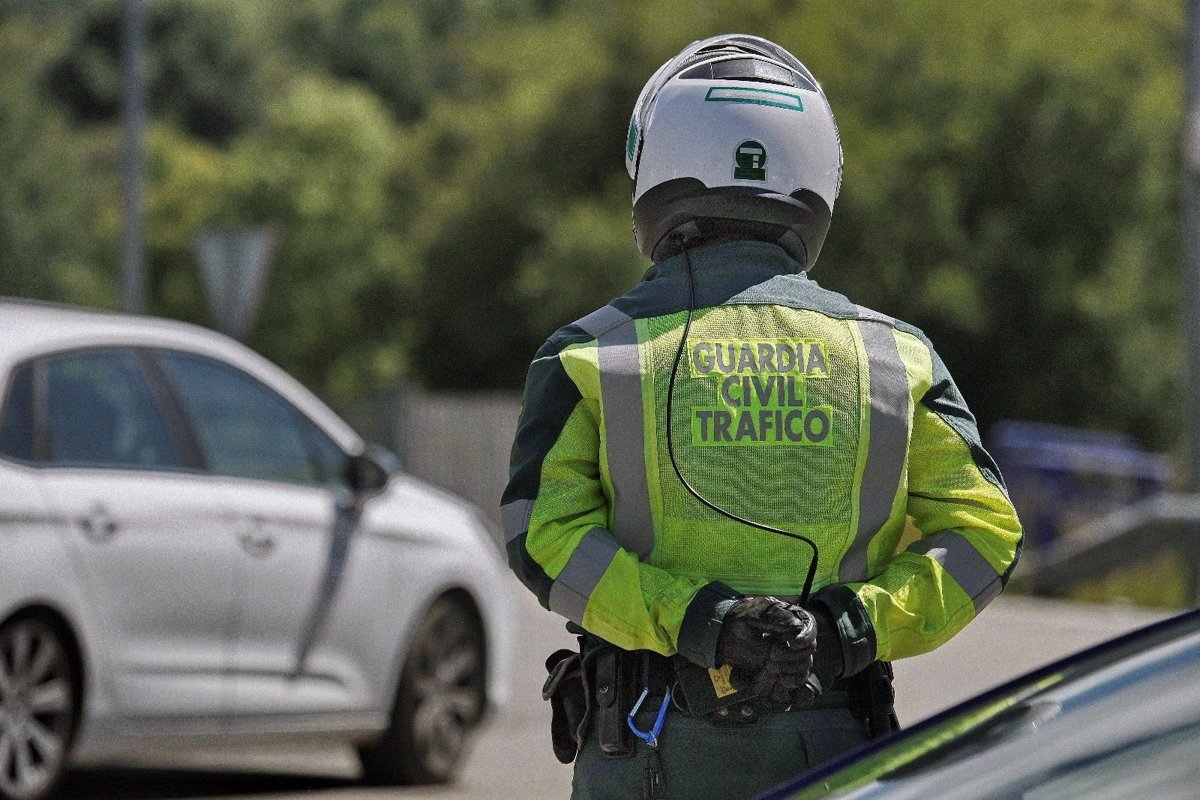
502, 240, 1022, 674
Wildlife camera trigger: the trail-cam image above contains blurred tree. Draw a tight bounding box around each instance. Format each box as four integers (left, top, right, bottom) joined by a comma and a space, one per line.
0, 15, 111, 305
143, 77, 414, 401
396, 0, 1183, 448
779, 1, 1183, 447
46, 0, 271, 145
0, 0, 1186, 448
395, 11, 642, 389
270, 0, 553, 124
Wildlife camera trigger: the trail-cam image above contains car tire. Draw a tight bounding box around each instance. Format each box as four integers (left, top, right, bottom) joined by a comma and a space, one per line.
358, 595, 487, 786
0, 614, 79, 800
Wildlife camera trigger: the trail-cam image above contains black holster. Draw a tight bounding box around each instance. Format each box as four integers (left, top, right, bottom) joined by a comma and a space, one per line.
846, 660, 900, 739
592, 646, 637, 757
543, 633, 641, 763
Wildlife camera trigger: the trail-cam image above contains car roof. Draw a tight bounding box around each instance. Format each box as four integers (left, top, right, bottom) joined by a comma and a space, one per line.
0, 298, 216, 359
766, 607, 1200, 799
0, 297, 362, 451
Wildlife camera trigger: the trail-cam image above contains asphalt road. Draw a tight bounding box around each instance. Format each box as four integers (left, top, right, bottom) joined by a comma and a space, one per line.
61, 582, 1167, 800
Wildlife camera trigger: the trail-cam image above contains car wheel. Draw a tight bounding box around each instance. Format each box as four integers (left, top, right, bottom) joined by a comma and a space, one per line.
359, 596, 486, 785
0, 615, 78, 800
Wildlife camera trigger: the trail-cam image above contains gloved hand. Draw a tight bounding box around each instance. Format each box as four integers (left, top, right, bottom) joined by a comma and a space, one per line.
791, 606, 845, 709
715, 596, 816, 708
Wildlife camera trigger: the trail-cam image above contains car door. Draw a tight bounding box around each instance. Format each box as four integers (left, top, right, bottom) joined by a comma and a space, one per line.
152, 350, 356, 718
30, 348, 238, 720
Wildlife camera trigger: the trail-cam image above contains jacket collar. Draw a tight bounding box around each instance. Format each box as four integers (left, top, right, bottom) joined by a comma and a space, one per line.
650, 238, 802, 273
642, 240, 807, 300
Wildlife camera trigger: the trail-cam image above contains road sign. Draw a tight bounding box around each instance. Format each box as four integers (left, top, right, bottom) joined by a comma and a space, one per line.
195, 227, 275, 340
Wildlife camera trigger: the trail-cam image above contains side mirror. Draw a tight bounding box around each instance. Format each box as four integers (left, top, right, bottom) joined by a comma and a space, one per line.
365, 444, 402, 475
345, 452, 390, 494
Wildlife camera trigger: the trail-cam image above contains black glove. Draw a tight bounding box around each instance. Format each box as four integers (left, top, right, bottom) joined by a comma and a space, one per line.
791, 606, 845, 709
715, 596, 816, 707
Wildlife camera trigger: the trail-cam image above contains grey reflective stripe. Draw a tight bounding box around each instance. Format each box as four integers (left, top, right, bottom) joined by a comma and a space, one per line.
907, 530, 1004, 612
840, 308, 910, 582
548, 528, 621, 624
574, 304, 631, 338
501, 499, 534, 543
576, 306, 655, 559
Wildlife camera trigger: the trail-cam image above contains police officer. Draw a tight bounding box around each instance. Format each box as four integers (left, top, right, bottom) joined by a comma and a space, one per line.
503, 34, 1023, 800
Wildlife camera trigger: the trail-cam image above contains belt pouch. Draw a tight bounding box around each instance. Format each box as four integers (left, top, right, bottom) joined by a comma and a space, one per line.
673, 656, 755, 717
543, 649, 590, 764
848, 661, 900, 739
595, 648, 633, 757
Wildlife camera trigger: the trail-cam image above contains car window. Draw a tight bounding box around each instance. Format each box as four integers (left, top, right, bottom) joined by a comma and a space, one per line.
0, 363, 35, 461
158, 351, 318, 485
302, 420, 348, 488
44, 351, 182, 469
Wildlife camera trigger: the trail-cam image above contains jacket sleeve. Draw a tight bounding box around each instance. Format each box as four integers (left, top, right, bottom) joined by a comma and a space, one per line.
831, 343, 1023, 669
502, 339, 739, 666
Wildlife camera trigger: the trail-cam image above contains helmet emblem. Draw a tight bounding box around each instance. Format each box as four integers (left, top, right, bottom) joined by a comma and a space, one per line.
734, 140, 767, 181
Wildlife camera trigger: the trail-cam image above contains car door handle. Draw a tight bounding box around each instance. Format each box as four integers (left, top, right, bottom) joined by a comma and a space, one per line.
238, 530, 276, 558
77, 505, 120, 543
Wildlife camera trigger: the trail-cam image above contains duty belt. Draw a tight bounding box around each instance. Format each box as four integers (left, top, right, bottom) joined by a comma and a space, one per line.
550, 630, 897, 767
610, 647, 852, 720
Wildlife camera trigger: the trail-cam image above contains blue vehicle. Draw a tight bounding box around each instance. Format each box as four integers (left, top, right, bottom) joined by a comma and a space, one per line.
764, 607, 1200, 799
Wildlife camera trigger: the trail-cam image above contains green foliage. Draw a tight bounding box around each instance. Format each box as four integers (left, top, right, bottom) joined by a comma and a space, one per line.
789, 1, 1183, 448
144, 78, 413, 399
269, 0, 549, 123
47, 1, 272, 144
0, 0, 1186, 449
0, 14, 111, 305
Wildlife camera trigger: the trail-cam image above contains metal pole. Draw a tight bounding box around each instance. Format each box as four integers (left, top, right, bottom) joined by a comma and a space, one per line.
120, 0, 147, 313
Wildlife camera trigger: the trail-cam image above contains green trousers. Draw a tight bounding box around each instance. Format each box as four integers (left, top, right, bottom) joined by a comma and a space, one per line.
571, 699, 868, 800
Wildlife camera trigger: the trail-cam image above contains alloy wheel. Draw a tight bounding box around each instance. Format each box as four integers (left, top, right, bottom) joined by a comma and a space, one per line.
405, 602, 486, 779
0, 618, 76, 800
358, 597, 486, 785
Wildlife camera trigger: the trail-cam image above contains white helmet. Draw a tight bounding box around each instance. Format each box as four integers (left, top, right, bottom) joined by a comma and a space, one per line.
626, 34, 843, 270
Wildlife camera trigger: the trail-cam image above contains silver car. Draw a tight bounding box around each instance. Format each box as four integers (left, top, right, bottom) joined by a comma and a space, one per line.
0, 299, 512, 800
